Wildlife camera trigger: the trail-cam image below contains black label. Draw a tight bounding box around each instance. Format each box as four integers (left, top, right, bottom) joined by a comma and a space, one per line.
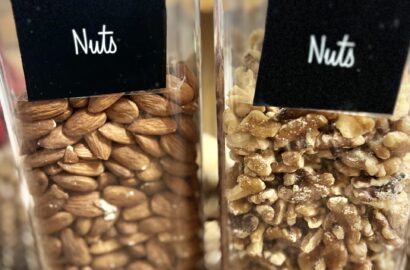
254, 0, 410, 114
11, 0, 166, 101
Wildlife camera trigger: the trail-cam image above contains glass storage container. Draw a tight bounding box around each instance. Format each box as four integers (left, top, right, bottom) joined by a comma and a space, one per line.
215, 1, 410, 269
0, 1, 203, 269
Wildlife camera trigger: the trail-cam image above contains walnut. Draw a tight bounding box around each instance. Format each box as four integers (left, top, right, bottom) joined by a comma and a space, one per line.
255, 205, 275, 225
340, 149, 380, 176
371, 210, 403, 247
300, 229, 323, 253
246, 223, 266, 257
315, 132, 365, 150
248, 189, 278, 205
232, 214, 260, 239
226, 175, 266, 201
238, 110, 281, 139
335, 115, 375, 138
244, 152, 275, 177
228, 199, 253, 215
265, 227, 302, 246
274, 114, 328, 149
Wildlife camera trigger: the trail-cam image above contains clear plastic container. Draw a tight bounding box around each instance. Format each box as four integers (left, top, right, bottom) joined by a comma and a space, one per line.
0, 1, 203, 269
215, 1, 410, 269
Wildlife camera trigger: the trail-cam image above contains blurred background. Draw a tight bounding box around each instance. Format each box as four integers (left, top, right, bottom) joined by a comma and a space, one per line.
0, 0, 220, 269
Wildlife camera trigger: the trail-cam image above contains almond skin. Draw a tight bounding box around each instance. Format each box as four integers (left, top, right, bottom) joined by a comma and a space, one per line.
18, 99, 69, 121
111, 145, 150, 171
177, 116, 199, 142
103, 186, 147, 207
106, 98, 139, 124
91, 251, 130, 269
99, 123, 135, 144
128, 118, 177, 135
136, 161, 163, 182
88, 93, 123, 113
84, 131, 112, 160
52, 174, 98, 192
132, 94, 182, 116
63, 109, 107, 136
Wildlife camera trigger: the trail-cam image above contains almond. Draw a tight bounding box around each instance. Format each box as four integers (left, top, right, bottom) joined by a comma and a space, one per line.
146, 239, 174, 268
63, 109, 107, 136
177, 116, 199, 142
139, 217, 172, 234
127, 261, 155, 270
84, 131, 112, 160
181, 102, 198, 115
103, 186, 147, 207
128, 118, 177, 135
58, 161, 104, 177
41, 236, 62, 258
140, 181, 165, 196
22, 119, 56, 140
74, 218, 92, 236
136, 161, 163, 182
89, 213, 119, 237
97, 172, 118, 190
61, 228, 92, 266
122, 201, 151, 221
160, 157, 198, 177
116, 221, 139, 235
151, 192, 196, 218
88, 93, 123, 113
64, 192, 104, 218
104, 160, 133, 178
99, 123, 134, 144
25, 149, 65, 168
169, 62, 198, 91
35, 185, 68, 218
173, 239, 202, 259
73, 143, 98, 160
119, 233, 150, 246
161, 75, 195, 105
27, 169, 49, 195
132, 94, 182, 116
134, 135, 165, 157
18, 99, 68, 121
106, 98, 139, 124
41, 212, 74, 234
52, 174, 98, 192
63, 145, 80, 164
90, 239, 122, 255
43, 164, 63, 175
91, 251, 130, 269
111, 145, 150, 171
69, 97, 89, 108
160, 134, 196, 162
39, 126, 81, 149
120, 177, 140, 188
164, 174, 193, 197
53, 107, 73, 123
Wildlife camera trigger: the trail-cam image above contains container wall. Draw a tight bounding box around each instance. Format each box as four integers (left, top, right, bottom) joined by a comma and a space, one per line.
216, 0, 410, 269
0, 1, 203, 269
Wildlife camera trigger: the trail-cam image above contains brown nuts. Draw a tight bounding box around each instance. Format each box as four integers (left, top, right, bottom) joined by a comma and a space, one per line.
18, 68, 201, 269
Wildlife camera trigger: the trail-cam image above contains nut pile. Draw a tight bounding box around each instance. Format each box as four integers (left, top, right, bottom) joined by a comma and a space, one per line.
17, 66, 202, 270
223, 31, 410, 269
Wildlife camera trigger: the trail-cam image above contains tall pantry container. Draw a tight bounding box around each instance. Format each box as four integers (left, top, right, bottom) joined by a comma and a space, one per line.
215, 0, 410, 269
0, 0, 203, 269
